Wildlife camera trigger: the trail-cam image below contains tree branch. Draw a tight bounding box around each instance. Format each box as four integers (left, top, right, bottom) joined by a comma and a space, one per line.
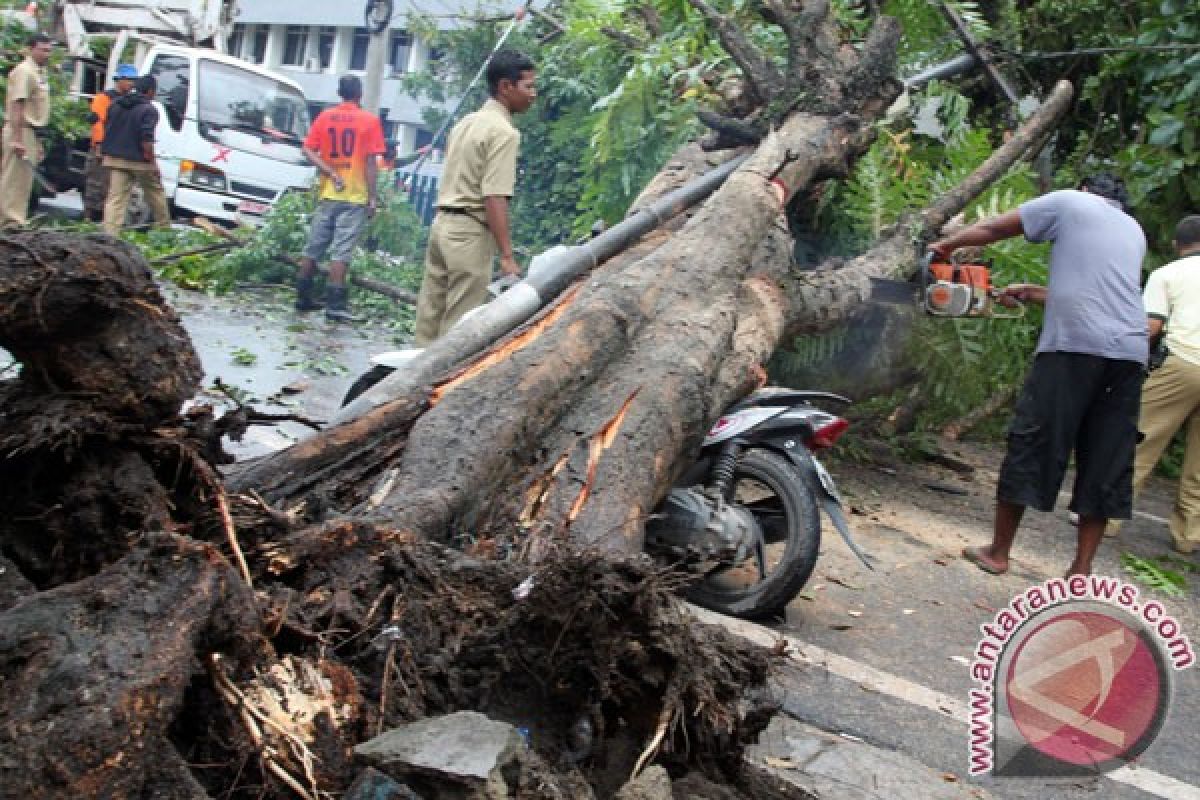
688, 0, 783, 101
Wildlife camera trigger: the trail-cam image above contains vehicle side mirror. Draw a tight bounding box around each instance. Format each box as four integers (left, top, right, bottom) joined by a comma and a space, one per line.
156, 100, 184, 132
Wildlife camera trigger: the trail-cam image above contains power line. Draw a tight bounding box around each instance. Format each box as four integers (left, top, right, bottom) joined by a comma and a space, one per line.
997, 42, 1200, 61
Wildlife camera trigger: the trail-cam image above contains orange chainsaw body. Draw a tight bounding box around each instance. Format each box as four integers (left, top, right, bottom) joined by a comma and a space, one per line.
925, 261, 993, 317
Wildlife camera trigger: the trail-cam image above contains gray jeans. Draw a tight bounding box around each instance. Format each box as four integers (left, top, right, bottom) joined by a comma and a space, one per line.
304, 200, 368, 262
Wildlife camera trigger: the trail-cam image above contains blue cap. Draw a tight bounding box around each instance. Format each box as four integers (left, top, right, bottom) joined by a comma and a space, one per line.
114, 63, 138, 80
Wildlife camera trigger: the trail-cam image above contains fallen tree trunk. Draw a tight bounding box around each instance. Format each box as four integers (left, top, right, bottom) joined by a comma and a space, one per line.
231, 72, 1071, 561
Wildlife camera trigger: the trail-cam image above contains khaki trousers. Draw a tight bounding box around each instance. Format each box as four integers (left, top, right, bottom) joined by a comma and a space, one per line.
0, 127, 41, 228
103, 157, 169, 236
1123, 354, 1200, 551
413, 212, 495, 346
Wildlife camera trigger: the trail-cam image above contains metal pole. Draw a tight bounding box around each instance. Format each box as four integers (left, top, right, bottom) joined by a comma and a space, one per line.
399, 6, 526, 177
363, 27, 388, 114
335, 153, 750, 423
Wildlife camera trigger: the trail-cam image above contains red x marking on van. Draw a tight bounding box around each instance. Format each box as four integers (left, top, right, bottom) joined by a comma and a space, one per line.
212, 145, 232, 163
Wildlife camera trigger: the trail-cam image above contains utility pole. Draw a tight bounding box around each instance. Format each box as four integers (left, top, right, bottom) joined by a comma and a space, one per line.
363, 27, 387, 114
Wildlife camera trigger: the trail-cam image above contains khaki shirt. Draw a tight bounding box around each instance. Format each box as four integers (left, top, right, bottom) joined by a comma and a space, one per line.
1144, 254, 1200, 367
435, 98, 520, 213
5, 56, 50, 129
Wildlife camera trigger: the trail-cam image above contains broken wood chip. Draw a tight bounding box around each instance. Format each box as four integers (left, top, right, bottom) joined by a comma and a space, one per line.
827, 575, 863, 590
924, 481, 968, 495
764, 756, 799, 769
973, 600, 996, 613
829, 623, 855, 631
281, 380, 310, 394
942, 772, 960, 783
949, 655, 970, 666
846, 610, 863, 617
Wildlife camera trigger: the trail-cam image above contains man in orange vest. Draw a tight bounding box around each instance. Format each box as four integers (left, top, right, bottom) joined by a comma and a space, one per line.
83, 63, 137, 222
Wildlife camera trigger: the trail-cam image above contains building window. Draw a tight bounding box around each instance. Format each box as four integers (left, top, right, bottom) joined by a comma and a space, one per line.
282, 25, 308, 67
349, 27, 370, 71
317, 26, 336, 70
227, 23, 246, 59
388, 31, 411, 75
250, 26, 268, 64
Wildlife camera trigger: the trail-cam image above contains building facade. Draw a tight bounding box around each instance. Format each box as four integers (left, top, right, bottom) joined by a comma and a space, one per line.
227, 0, 440, 155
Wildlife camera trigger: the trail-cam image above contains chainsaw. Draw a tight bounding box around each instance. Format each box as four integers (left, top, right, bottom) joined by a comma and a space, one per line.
872, 252, 1024, 319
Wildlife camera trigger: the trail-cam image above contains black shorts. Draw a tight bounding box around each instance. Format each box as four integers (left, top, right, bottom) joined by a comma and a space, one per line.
997, 352, 1144, 518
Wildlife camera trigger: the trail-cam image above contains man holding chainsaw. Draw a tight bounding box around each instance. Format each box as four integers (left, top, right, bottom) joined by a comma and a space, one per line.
930, 173, 1147, 577
412, 48, 536, 345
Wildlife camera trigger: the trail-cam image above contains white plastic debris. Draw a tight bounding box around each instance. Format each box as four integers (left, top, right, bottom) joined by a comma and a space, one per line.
512, 575, 536, 600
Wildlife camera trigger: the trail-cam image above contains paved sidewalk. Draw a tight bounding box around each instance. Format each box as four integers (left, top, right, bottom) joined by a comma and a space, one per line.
749, 716, 989, 800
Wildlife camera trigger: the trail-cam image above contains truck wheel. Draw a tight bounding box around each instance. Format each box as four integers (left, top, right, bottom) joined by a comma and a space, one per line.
125, 186, 151, 226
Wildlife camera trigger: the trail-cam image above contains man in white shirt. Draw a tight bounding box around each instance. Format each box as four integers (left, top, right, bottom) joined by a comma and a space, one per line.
1127, 215, 1200, 554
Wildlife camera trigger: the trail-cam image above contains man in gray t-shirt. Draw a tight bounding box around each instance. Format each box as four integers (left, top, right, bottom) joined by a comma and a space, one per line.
929, 173, 1147, 577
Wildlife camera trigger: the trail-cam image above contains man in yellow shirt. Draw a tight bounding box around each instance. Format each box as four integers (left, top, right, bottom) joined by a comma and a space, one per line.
1125, 215, 1200, 554
412, 49, 536, 345
1, 32, 53, 228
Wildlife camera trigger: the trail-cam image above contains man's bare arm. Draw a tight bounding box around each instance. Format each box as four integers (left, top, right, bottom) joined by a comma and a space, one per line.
302, 144, 344, 191
930, 210, 1025, 257
484, 195, 519, 276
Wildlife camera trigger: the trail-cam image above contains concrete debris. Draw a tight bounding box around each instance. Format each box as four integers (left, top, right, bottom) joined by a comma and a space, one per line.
354, 711, 524, 799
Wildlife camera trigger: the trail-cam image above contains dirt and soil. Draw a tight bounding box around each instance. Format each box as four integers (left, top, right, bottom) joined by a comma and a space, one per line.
0, 233, 804, 799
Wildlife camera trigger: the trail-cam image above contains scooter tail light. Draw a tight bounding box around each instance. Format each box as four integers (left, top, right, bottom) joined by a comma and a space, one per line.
810, 416, 849, 449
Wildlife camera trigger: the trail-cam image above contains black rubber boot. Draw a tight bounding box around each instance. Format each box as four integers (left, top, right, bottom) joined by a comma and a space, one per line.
324, 285, 357, 322
295, 275, 323, 312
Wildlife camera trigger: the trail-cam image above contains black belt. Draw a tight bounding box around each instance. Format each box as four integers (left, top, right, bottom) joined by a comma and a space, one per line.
438, 207, 486, 225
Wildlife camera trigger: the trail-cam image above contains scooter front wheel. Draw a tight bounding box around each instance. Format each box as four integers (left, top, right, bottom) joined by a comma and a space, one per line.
685, 448, 821, 619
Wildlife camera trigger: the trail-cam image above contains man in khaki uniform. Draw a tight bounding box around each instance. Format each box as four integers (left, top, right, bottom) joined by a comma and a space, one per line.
1, 33, 53, 228
1119, 215, 1200, 553
412, 48, 536, 345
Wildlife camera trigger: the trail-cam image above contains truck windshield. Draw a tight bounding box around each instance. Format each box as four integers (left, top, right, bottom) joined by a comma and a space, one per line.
197, 59, 310, 141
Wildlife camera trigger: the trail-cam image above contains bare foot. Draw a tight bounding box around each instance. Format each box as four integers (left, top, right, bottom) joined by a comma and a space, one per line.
963, 545, 1008, 575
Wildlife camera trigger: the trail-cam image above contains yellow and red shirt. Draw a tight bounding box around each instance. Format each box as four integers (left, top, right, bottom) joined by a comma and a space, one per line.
304, 102, 387, 205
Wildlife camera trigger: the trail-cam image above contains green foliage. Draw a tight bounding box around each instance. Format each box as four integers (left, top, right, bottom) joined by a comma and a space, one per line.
1121, 551, 1189, 597
219, 191, 317, 284
1001, 0, 1199, 255
229, 346, 258, 366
